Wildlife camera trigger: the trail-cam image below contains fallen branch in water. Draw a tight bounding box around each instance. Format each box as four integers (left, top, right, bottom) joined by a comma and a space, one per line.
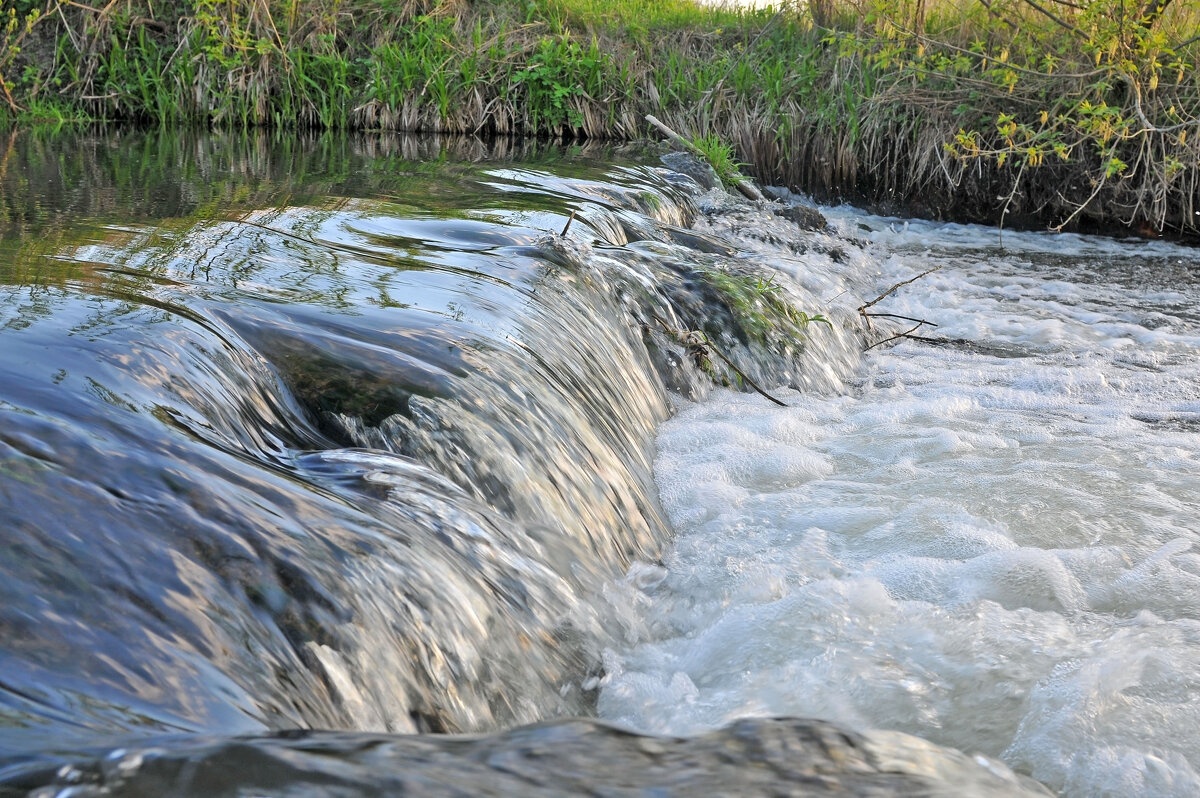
858, 266, 942, 347
560, 210, 577, 237
864, 312, 939, 327
648, 313, 787, 407
865, 320, 933, 351
902, 334, 957, 345
858, 266, 941, 317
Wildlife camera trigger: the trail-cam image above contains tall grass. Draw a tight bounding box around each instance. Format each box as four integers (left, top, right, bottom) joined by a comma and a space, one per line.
0, 0, 1196, 237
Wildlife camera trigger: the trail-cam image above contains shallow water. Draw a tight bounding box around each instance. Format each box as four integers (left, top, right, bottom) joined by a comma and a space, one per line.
0, 129, 1196, 796
598, 213, 1200, 796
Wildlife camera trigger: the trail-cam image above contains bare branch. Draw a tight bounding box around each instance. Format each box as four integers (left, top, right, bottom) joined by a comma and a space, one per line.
648, 314, 788, 407
1018, 0, 1088, 40
1119, 72, 1200, 134
863, 312, 939, 327
858, 266, 942, 314
999, 159, 1028, 247
702, 335, 789, 407
866, 321, 929, 351
1052, 172, 1109, 231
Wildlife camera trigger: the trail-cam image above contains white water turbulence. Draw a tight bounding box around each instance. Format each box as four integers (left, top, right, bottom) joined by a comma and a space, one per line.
599, 212, 1200, 797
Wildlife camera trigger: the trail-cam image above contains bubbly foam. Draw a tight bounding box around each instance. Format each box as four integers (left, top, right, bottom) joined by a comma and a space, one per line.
599, 215, 1200, 797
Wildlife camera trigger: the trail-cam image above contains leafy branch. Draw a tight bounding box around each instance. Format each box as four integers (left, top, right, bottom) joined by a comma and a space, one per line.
827, 0, 1200, 234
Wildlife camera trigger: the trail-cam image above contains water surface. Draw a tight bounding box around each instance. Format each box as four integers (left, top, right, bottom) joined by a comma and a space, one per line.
0, 128, 1197, 797
599, 211, 1200, 797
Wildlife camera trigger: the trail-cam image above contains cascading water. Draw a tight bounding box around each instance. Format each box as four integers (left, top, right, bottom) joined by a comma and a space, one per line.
0, 129, 1192, 796
0, 135, 714, 749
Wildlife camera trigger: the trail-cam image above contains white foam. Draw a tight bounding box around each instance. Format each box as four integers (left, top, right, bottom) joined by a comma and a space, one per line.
600, 216, 1200, 796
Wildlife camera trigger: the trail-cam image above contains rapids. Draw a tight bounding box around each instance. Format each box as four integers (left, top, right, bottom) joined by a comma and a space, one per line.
599, 211, 1200, 797
0, 129, 1196, 796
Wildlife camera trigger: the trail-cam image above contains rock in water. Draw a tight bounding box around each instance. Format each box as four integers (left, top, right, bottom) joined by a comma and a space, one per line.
773, 201, 829, 231
660, 151, 723, 191
7, 718, 1051, 797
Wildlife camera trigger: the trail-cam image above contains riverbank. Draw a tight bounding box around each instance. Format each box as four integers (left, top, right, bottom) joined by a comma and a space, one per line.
1, 0, 1197, 239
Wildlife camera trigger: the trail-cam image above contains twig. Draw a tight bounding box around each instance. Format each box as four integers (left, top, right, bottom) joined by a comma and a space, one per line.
258, 0, 289, 66
862, 312, 938, 327
702, 335, 788, 407
0, 80, 21, 113
1118, 72, 1200, 134
857, 266, 940, 338
646, 114, 704, 157
57, 3, 82, 54
858, 266, 941, 314
866, 321, 928, 351
649, 314, 787, 407
998, 159, 1027, 248
902, 334, 955, 344
1018, 0, 1088, 40
1051, 171, 1108, 231
560, 210, 576, 237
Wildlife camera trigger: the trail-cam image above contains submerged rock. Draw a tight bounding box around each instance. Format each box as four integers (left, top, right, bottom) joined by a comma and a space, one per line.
758, 185, 829, 231
7, 717, 1051, 797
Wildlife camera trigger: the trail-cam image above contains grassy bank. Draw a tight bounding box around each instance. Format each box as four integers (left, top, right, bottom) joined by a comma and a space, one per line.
1, 0, 1197, 238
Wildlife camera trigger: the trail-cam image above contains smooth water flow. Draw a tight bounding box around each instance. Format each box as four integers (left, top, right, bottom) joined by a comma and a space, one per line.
599, 215, 1200, 796
0, 130, 1196, 796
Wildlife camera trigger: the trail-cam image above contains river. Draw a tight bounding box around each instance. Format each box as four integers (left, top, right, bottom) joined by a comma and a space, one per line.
0, 129, 1197, 796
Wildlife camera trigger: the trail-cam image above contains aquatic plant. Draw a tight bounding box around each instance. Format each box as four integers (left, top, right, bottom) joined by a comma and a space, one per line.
699, 266, 831, 343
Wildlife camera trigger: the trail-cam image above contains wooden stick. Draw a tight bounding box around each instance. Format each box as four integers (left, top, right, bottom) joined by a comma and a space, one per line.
862, 312, 939, 327
703, 337, 788, 407
866, 321, 929, 351
858, 266, 942, 313
646, 114, 704, 156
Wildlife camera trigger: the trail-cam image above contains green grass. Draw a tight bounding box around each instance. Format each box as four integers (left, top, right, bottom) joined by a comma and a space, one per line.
0, 0, 1196, 237
691, 132, 748, 189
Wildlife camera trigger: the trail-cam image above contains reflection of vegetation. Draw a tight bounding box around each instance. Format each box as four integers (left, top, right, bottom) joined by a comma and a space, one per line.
85, 377, 139, 412
0, 454, 45, 485
1, 283, 67, 330
0, 127, 643, 427
0, 127, 633, 293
